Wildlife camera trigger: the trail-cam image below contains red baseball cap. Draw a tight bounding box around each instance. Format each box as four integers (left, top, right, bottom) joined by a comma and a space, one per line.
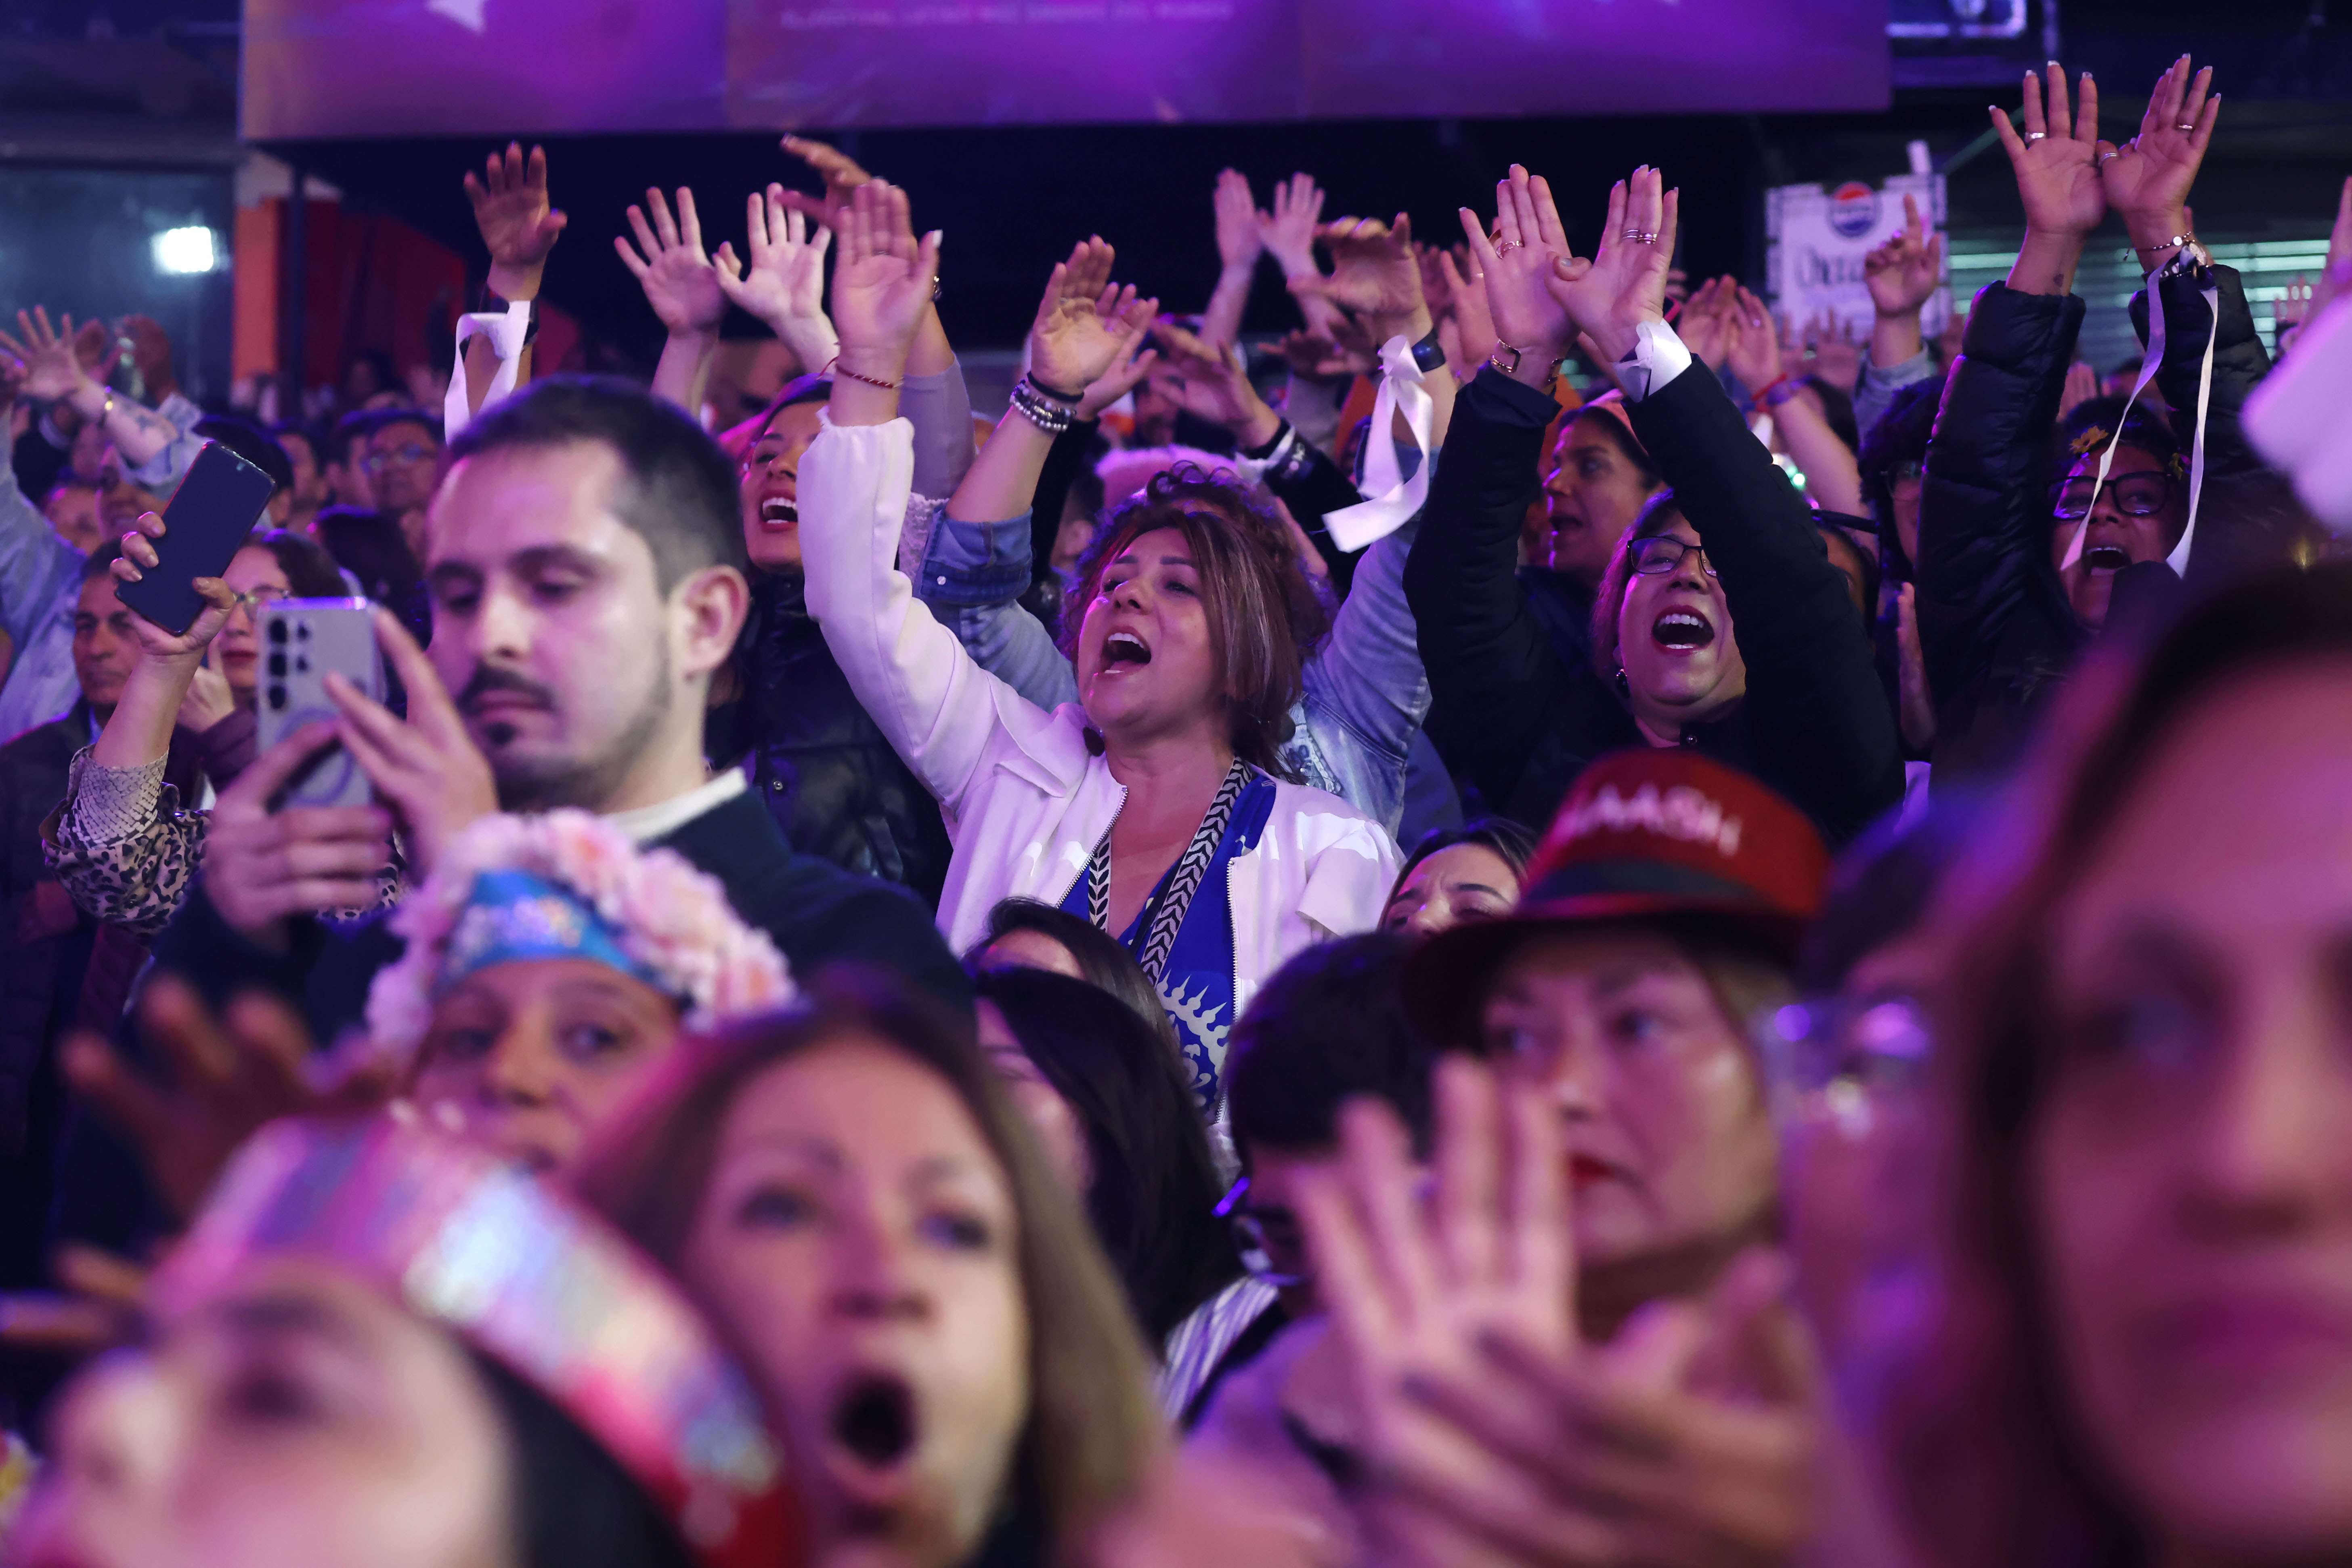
1404, 749, 1830, 1042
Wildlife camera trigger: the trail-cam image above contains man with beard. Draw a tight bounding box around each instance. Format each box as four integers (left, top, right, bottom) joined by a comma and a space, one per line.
144, 376, 966, 1036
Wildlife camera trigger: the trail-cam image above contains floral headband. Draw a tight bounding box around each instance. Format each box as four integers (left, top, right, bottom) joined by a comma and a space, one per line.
365, 810, 795, 1067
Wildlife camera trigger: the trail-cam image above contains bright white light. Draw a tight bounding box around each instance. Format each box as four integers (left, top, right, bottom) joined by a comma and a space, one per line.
152, 226, 219, 275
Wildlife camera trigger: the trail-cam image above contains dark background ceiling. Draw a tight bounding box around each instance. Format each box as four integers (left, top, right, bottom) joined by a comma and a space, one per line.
6, 0, 2348, 363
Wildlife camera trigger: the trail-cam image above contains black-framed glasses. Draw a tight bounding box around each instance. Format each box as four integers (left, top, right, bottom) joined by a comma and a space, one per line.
362, 442, 437, 475
2052, 472, 2173, 520
1888, 459, 1925, 487
1628, 535, 1718, 577
1215, 1176, 1308, 1289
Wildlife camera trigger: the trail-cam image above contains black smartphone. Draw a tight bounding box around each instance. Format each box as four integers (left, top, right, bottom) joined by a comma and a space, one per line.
114, 440, 279, 637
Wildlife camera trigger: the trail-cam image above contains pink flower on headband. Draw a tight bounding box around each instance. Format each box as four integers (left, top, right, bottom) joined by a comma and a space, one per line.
364, 810, 795, 1068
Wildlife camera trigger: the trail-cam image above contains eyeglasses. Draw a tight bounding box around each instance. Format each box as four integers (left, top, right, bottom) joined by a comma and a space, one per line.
2052, 473, 2173, 520
1214, 1177, 1308, 1289
362, 442, 438, 475
1628, 535, 1718, 577
226, 585, 290, 617
1756, 993, 1931, 1134
1887, 459, 1925, 487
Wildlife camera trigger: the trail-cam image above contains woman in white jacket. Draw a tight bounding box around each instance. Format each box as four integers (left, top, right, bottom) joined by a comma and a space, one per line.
799, 181, 1399, 1121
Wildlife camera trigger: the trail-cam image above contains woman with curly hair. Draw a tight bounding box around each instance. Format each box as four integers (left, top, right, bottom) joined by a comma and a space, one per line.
798, 184, 1397, 1126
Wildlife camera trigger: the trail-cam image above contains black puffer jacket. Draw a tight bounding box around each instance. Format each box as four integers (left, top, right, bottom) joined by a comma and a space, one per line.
1919, 265, 2296, 779
1406, 365, 1902, 845
709, 570, 954, 907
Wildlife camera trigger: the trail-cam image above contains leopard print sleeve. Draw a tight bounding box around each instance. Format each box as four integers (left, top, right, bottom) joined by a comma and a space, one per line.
40, 747, 209, 940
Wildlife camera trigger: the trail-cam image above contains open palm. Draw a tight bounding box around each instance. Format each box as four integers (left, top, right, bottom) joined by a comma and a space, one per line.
1294, 215, 1424, 325
464, 142, 567, 269
1546, 166, 1681, 360
828, 180, 939, 363
1993, 64, 2105, 236
1029, 237, 1151, 394
2101, 55, 2217, 227
717, 185, 832, 332
616, 187, 725, 337
0, 308, 94, 402
1461, 166, 1573, 363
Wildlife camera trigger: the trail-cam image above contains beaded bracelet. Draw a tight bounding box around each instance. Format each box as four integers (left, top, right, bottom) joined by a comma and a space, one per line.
1008, 377, 1074, 435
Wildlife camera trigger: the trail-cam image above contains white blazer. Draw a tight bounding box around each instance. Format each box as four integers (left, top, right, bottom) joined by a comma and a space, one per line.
799, 415, 1401, 1012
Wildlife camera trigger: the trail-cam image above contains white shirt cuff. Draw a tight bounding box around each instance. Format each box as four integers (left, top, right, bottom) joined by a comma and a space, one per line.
1616, 319, 1694, 402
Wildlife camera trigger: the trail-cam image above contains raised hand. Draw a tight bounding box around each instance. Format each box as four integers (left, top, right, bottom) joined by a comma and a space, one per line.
1258, 172, 1326, 281
73, 318, 120, 383
1545, 166, 1681, 369
63, 976, 397, 1222
1459, 166, 1575, 386
1148, 319, 1277, 444
1074, 300, 1161, 421
2101, 54, 2218, 254
177, 657, 236, 734
1213, 168, 1262, 272
1993, 64, 2105, 237
616, 187, 727, 338
776, 134, 876, 230
109, 511, 237, 660
463, 143, 567, 283
122, 314, 177, 401
1438, 245, 1497, 368
715, 184, 833, 333
1293, 214, 1427, 335
1275, 323, 1374, 381
1297, 1058, 1574, 1568
2058, 358, 2100, 423
1724, 287, 1787, 392
0, 307, 96, 402
1801, 312, 1864, 394
828, 179, 942, 382
1028, 237, 1154, 398
1865, 192, 1944, 317
1675, 275, 1737, 369
325, 606, 498, 883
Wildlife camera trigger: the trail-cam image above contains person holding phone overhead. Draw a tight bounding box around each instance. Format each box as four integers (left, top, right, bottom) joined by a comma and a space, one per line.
122, 373, 964, 1067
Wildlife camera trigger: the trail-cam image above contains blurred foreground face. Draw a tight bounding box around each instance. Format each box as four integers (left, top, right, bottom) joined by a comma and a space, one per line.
12, 1263, 511, 1568
680, 1035, 1029, 1568
410, 956, 684, 1174
2033, 663, 2352, 1559
1480, 926, 1778, 1271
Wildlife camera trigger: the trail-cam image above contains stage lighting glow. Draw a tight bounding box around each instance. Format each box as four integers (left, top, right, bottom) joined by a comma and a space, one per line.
152, 226, 219, 275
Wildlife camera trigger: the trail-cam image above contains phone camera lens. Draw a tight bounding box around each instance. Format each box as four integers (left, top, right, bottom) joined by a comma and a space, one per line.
268, 621, 288, 644
266, 684, 287, 712
295, 654, 310, 673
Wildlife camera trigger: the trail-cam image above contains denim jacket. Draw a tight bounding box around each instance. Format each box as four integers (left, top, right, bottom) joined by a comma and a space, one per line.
908, 499, 1432, 838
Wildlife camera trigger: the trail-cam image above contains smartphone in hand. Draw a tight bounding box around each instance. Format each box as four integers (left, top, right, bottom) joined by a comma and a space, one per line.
114, 441, 277, 636
256, 599, 384, 810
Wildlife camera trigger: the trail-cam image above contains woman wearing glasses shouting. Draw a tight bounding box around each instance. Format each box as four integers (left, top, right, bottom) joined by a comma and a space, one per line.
1406, 164, 1902, 847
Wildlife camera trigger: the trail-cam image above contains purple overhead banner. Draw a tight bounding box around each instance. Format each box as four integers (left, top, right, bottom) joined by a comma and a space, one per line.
242, 0, 1890, 140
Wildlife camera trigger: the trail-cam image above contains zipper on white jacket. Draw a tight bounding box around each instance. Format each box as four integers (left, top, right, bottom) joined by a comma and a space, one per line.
1053, 773, 1128, 922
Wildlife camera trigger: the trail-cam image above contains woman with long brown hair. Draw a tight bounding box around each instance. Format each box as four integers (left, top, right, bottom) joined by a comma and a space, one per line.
573, 978, 1164, 1568
1891, 559, 2352, 1568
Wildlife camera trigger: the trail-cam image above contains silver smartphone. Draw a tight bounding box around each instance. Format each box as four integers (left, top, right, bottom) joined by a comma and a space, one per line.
256, 597, 384, 809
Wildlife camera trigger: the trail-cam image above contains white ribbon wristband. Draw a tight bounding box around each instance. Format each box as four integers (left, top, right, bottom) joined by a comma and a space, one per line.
1325, 333, 1436, 553
443, 300, 535, 444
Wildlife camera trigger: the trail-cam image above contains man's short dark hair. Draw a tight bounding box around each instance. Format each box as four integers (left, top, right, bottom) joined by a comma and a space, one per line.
1227, 932, 1440, 1160
79, 539, 124, 585
449, 377, 748, 591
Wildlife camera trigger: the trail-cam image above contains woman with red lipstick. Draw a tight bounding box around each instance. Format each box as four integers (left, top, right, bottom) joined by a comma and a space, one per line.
1404, 164, 1901, 848
1888, 561, 2352, 1568
1274, 748, 1836, 1568
798, 183, 1398, 1133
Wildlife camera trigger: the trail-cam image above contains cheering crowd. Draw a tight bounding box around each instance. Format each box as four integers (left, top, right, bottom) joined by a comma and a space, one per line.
2, 47, 2351, 1568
